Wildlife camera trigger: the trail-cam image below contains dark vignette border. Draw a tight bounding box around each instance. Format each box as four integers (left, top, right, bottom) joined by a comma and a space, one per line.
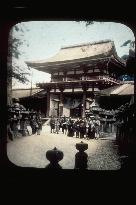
0, 4, 136, 185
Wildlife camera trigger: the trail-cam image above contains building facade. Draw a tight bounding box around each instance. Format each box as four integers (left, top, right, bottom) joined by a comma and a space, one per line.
26, 40, 126, 118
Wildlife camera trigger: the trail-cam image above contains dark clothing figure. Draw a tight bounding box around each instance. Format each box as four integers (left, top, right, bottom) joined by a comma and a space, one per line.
67, 119, 74, 137
85, 122, 90, 139
20, 119, 28, 136
79, 121, 85, 139
88, 123, 93, 139
50, 117, 55, 133
11, 117, 19, 138
36, 113, 42, 135
95, 120, 100, 139
59, 117, 64, 132
74, 120, 80, 138
30, 116, 38, 135
91, 126, 95, 139
62, 120, 68, 134
7, 123, 14, 141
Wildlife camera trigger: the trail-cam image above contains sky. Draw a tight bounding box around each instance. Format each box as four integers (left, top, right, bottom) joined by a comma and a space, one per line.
11, 21, 135, 89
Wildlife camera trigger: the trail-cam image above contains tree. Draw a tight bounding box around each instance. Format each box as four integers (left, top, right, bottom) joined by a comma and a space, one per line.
8, 23, 30, 83
121, 39, 135, 76
121, 54, 129, 61
121, 40, 135, 58
7, 23, 30, 104
77, 21, 94, 27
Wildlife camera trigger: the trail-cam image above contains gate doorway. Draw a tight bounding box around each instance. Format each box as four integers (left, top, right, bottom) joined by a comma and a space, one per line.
70, 106, 82, 118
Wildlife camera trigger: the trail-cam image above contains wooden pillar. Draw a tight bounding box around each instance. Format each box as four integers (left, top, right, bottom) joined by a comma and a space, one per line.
72, 85, 74, 93
82, 84, 88, 118
81, 67, 89, 118
111, 122, 114, 133
92, 82, 94, 92
83, 67, 88, 80
59, 87, 65, 117
46, 87, 51, 117
101, 123, 104, 132
59, 91, 63, 117
110, 122, 112, 132
63, 71, 67, 81
82, 91, 86, 118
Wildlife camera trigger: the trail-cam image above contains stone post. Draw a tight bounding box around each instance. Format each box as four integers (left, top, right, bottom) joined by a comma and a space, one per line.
45, 147, 64, 169
75, 141, 88, 169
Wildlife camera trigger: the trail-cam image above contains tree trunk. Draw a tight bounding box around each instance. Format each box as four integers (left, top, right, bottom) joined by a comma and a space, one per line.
7, 27, 13, 105
7, 65, 12, 105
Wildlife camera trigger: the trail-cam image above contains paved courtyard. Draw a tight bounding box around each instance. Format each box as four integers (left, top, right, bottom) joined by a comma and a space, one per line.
7, 124, 121, 170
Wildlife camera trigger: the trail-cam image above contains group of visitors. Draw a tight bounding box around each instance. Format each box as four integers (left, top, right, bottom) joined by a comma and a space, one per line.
7, 98, 42, 141
50, 116, 101, 140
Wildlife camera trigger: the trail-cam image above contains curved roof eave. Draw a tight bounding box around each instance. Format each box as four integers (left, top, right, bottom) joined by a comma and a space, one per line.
25, 40, 126, 72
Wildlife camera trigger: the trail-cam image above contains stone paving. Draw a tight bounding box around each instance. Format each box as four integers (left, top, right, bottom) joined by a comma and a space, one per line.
7, 124, 121, 170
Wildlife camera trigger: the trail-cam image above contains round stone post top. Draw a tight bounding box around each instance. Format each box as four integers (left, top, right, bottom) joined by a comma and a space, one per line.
76, 141, 88, 152
46, 147, 64, 163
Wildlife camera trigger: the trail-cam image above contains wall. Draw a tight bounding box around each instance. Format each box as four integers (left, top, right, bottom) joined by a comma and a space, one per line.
50, 94, 82, 117
50, 94, 59, 117
63, 107, 70, 117
63, 96, 81, 117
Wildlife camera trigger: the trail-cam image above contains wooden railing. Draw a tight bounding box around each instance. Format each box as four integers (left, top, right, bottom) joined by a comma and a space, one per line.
36, 75, 122, 88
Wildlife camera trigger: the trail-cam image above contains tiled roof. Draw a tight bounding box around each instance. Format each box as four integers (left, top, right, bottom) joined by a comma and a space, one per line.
25, 40, 125, 73
100, 82, 134, 96
12, 88, 43, 99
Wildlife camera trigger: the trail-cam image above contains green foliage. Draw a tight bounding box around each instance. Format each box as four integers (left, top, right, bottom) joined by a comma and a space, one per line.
76, 21, 94, 27
8, 24, 30, 84
121, 54, 129, 60
85, 21, 94, 26
121, 40, 132, 47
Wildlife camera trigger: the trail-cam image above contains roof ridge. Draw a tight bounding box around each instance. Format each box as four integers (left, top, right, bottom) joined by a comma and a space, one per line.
61, 39, 113, 49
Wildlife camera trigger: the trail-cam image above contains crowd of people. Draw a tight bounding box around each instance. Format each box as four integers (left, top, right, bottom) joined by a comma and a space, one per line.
7, 98, 42, 141
50, 116, 101, 140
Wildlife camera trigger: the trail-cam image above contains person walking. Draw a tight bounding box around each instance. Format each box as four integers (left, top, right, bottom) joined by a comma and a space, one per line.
7, 119, 14, 141
55, 119, 60, 134
30, 114, 38, 135
79, 119, 85, 139
62, 116, 68, 135
91, 119, 96, 139
95, 118, 100, 139
85, 120, 90, 140
67, 117, 74, 137
36, 112, 42, 135
50, 116, 55, 133
74, 118, 80, 138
